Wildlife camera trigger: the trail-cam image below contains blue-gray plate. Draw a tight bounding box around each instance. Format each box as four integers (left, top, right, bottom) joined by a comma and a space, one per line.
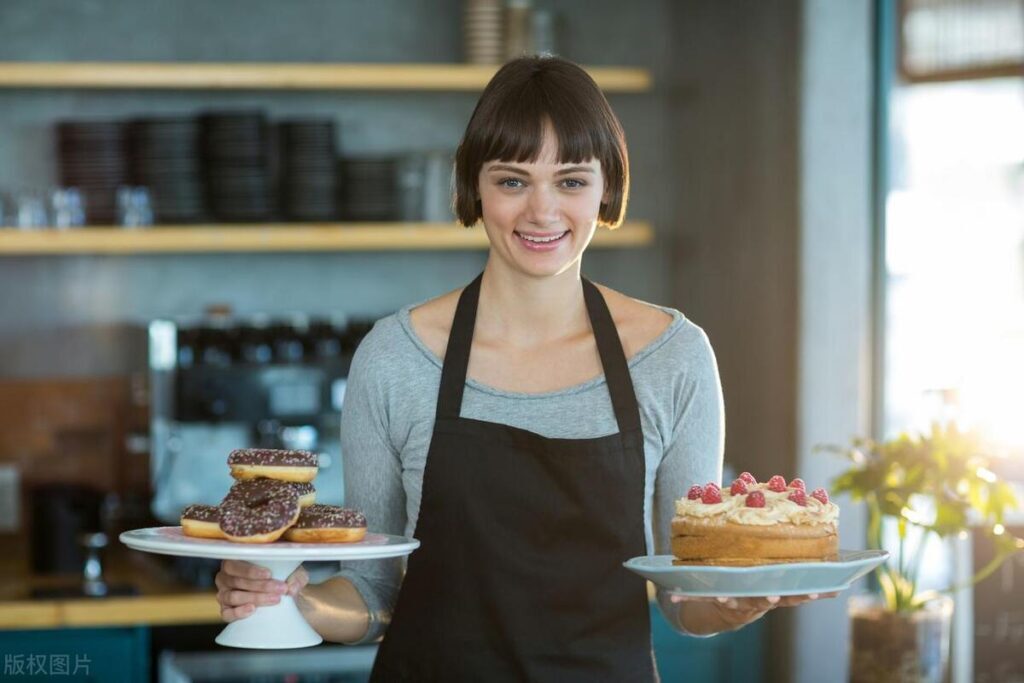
623, 550, 889, 597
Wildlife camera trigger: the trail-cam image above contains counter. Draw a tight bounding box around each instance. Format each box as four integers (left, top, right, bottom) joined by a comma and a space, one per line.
0, 543, 220, 629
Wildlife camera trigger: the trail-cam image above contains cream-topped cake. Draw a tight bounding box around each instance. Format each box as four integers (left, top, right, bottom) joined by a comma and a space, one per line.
671, 473, 839, 566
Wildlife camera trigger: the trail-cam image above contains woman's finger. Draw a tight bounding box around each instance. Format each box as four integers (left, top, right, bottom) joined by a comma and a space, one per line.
222, 559, 271, 580
669, 594, 718, 603
286, 566, 310, 596
221, 603, 256, 623
219, 588, 282, 608
216, 571, 288, 595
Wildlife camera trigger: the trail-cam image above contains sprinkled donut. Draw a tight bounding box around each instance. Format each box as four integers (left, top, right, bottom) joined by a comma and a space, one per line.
226, 478, 316, 508
282, 504, 368, 543
227, 448, 318, 483
180, 504, 225, 539
218, 479, 301, 543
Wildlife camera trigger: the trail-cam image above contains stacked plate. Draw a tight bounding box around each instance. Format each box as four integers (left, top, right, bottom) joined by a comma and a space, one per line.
200, 111, 273, 222
338, 157, 399, 221
279, 120, 337, 221
56, 121, 127, 225
128, 117, 205, 223
463, 0, 504, 64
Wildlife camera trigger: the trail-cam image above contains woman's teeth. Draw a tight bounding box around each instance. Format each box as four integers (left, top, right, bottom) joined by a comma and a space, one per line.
517, 231, 567, 243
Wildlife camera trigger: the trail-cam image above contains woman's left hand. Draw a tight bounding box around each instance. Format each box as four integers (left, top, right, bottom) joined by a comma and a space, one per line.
670, 592, 839, 630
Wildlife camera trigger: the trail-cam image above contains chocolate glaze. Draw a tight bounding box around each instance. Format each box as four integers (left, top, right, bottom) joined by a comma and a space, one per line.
227, 448, 318, 468
225, 478, 313, 504
292, 504, 367, 529
181, 504, 220, 523
218, 478, 300, 538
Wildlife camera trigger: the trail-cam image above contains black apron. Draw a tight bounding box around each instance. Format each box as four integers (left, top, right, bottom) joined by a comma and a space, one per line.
370, 273, 656, 683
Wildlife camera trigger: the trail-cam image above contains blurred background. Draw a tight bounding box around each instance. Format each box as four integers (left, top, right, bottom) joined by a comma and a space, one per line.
0, 0, 1021, 681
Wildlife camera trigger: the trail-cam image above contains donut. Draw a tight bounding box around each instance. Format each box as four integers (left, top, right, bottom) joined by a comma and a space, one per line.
290, 481, 316, 508
282, 504, 368, 543
218, 479, 301, 543
227, 448, 318, 483
180, 504, 225, 539
226, 478, 316, 508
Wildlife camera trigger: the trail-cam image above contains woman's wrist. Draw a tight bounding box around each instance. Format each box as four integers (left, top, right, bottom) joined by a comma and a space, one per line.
294, 576, 371, 644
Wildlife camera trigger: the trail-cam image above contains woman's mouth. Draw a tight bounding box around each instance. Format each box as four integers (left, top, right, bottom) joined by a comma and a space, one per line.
513, 230, 569, 252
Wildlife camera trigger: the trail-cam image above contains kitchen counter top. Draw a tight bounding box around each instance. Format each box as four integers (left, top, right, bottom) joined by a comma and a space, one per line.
0, 543, 221, 630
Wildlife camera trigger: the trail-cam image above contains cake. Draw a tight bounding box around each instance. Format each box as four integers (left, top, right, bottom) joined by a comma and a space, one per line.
671, 473, 839, 566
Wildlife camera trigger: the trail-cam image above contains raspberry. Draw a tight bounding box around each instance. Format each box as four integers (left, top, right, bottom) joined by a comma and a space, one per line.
811, 488, 830, 505
788, 489, 807, 506
730, 479, 748, 496
789, 478, 806, 491
767, 475, 787, 493
746, 491, 766, 508
739, 471, 757, 485
687, 485, 704, 500
702, 483, 722, 504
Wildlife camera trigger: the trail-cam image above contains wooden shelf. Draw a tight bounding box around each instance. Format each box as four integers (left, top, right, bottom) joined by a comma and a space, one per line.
0, 593, 221, 629
0, 62, 652, 92
0, 221, 653, 255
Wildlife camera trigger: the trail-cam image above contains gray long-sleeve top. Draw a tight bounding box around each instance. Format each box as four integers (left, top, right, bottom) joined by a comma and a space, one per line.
334, 299, 724, 644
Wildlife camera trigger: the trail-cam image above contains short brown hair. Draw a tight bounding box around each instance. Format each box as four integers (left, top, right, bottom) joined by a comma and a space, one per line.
453, 56, 629, 228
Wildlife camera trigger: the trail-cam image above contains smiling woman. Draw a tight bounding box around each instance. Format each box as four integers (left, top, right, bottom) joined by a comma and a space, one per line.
213, 55, 805, 683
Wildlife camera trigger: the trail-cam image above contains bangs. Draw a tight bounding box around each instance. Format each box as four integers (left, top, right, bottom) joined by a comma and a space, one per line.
478, 87, 605, 166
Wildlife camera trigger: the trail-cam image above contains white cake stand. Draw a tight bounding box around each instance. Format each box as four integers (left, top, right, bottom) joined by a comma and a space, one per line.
120, 526, 418, 650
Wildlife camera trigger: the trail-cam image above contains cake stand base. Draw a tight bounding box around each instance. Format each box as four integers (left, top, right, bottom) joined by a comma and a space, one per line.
214, 558, 323, 649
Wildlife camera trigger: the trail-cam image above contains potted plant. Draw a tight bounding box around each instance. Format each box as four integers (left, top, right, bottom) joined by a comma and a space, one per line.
820, 422, 1024, 683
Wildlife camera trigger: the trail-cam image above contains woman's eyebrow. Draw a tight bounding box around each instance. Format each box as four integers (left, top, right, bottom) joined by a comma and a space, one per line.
485, 164, 596, 175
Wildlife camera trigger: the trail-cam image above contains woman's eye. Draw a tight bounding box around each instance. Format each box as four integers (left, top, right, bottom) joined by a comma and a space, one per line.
499, 177, 525, 189
561, 178, 587, 189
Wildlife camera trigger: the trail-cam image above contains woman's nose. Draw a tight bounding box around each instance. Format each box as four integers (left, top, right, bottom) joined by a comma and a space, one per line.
525, 187, 559, 226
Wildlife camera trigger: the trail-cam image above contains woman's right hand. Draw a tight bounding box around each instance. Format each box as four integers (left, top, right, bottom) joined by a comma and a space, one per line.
215, 560, 305, 622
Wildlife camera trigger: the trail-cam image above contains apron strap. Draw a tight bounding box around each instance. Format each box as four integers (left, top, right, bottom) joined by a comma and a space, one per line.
436, 273, 642, 434
436, 273, 483, 420
581, 277, 642, 433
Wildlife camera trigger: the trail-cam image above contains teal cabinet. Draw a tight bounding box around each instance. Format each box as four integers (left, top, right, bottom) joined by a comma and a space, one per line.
652, 604, 765, 682
0, 627, 149, 681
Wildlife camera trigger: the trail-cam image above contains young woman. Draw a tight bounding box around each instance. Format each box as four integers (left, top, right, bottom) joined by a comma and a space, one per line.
215, 56, 831, 681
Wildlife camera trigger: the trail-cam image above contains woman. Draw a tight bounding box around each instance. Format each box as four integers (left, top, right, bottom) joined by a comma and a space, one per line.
215, 56, 830, 681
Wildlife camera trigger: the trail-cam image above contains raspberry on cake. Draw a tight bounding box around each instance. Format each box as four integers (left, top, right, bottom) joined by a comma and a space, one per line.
672, 475, 839, 566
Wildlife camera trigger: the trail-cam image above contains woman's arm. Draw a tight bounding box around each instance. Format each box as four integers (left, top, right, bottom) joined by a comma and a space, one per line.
651, 325, 732, 637
296, 327, 408, 644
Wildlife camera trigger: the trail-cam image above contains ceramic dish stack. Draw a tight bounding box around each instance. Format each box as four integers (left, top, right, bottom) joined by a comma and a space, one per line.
463, 0, 504, 64
337, 156, 399, 221
201, 111, 273, 222
278, 119, 337, 221
56, 121, 127, 225
128, 117, 206, 223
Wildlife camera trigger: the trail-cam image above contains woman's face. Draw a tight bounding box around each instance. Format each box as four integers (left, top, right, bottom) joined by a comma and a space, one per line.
477, 126, 607, 279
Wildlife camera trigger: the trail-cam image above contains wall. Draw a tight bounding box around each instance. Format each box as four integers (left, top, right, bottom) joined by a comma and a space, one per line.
666, 1, 802, 679
795, 0, 875, 680
0, 0, 676, 378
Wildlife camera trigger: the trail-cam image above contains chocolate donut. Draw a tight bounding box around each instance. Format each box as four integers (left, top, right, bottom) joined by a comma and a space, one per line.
226, 478, 316, 509
283, 504, 368, 543
181, 503, 225, 539
218, 479, 301, 543
227, 448, 319, 483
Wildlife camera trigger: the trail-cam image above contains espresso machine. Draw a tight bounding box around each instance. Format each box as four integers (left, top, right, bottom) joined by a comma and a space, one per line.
148, 308, 373, 526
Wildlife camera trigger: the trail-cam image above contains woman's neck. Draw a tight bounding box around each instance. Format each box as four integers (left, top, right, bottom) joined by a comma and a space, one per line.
476, 258, 590, 348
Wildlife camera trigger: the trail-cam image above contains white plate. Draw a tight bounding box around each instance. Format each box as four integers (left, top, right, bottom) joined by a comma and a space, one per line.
120, 526, 419, 650
120, 526, 419, 562
623, 550, 888, 597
